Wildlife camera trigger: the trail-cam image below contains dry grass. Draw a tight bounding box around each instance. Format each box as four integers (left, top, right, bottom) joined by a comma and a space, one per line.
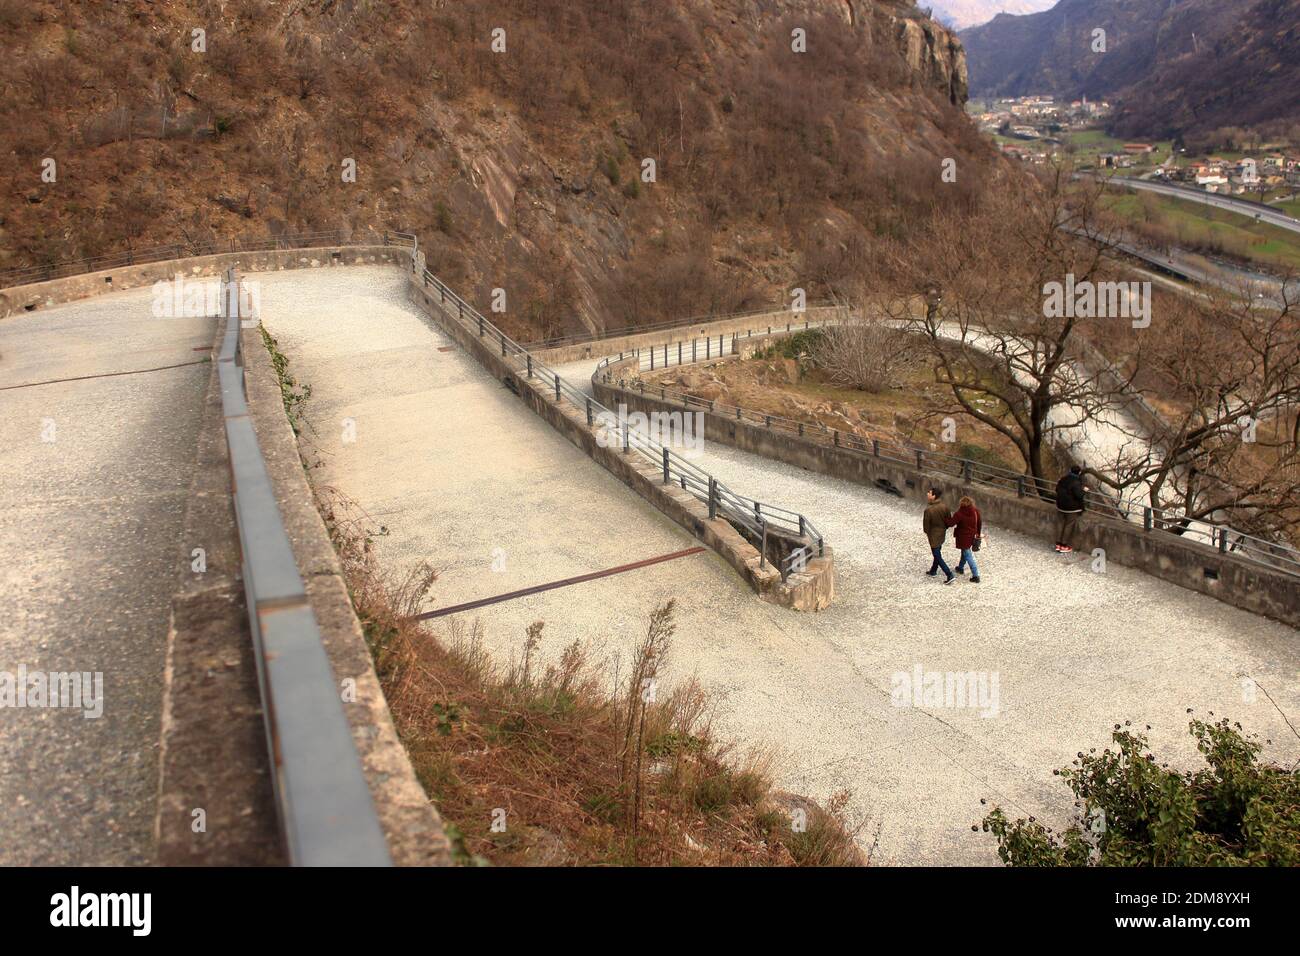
320, 492, 869, 867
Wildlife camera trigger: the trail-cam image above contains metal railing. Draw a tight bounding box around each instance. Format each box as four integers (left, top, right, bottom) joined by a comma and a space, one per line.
412, 258, 825, 577
629, 318, 838, 373
519, 302, 836, 350
598, 333, 1300, 579
0, 230, 413, 288
216, 268, 392, 866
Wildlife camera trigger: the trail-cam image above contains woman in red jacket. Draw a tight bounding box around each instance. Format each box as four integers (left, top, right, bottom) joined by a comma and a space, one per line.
948, 495, 984, 583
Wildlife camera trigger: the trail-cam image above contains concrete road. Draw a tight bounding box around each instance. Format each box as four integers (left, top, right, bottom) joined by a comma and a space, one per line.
1100, 176, 1300, 235
0, 284, 215, 864
261, 265, 1300, 865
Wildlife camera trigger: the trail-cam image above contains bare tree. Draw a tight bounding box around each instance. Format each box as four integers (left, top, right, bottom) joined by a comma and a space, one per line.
874, 166, 1134, 483
814, 298, 920, 393
1095, 279, 1300, 538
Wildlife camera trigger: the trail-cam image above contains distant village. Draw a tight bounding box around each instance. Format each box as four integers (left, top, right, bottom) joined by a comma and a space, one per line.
970, 94, 1300, 196
971, 94, 1110, 142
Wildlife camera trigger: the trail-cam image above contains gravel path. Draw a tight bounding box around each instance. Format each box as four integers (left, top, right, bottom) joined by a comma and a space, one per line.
0, 285, 213, 864
261, 265, 1300, 865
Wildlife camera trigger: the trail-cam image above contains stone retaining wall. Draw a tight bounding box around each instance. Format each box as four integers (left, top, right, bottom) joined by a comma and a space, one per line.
1, 245, 406, 318
596, 373, 1300, 628
532, 307, 839, 366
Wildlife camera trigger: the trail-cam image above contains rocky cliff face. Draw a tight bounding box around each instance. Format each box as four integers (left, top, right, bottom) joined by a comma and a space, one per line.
0, 0, 992, 339
893, 13, 970, 105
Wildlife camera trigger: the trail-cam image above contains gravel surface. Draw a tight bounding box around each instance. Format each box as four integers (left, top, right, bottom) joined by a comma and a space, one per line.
261, 265, 1300, 865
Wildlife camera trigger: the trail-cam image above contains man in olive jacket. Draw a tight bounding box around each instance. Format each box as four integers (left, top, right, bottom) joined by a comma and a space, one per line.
923, 487, 956, 584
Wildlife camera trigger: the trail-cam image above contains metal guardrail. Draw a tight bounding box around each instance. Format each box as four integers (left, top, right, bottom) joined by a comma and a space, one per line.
0, 230, 413, 288
519, 302, 835, 350
629, 318, 837, 373
216, 268, 391, 866
599, 328, 1300, 579
411, 256, 825, 578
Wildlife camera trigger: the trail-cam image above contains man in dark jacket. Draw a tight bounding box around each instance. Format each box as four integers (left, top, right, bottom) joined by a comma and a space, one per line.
922, 487, 956, 584
1054, 465, 1088, 553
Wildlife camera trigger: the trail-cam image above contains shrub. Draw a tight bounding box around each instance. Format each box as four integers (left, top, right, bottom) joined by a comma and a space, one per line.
601, 152, 620, 185
814, 310, 920, 392
979, 717, 1300, 866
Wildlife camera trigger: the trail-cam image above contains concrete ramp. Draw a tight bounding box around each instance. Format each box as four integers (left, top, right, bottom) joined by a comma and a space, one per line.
0, 286, 214, 864
258, 265, 1300, 865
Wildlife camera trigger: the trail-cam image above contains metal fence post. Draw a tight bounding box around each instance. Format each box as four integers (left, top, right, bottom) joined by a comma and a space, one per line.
708, 478, 718, 519
1218, 530, 1229, 553
916, 450, 924, 470
1016, 475, 1025, 497
662, 447, 670, 484
554, 374, 561, 401
586, 398, 593, 427
1143, 507, 1153, 532
873, 439, 880, 457
478, 315, 484, 336
962, 460, 972, 482
527, 354, 533, 377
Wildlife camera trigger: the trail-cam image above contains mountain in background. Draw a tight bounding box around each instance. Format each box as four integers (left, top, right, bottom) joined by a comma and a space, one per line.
928, 0, 1056, 30
960, 0, 1300, 141
0, 0, 986, 342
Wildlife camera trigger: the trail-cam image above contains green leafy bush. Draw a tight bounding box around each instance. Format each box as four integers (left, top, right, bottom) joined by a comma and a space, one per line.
979, 717, 1300, 866
753, 328, 824, 361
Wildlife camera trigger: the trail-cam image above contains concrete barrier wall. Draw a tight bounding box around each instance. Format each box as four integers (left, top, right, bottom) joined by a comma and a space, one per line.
532, 307, 839, 366
242, 317, 452, 866
1, 245, 407, 318
596, 375, 1300, 627
406, 272, 834, 611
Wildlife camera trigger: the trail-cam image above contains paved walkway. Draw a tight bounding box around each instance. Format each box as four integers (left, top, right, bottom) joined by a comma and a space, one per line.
261, 265, 1300, 865
0, 285, 214, 864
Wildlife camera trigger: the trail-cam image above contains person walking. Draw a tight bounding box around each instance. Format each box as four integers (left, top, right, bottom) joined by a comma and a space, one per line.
922, 487, 956, 584
1054, 465, 1088, 553
951, 495, 984, 582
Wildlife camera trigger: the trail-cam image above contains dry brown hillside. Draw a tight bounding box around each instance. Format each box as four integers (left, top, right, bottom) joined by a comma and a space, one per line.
1, 0, 992, 340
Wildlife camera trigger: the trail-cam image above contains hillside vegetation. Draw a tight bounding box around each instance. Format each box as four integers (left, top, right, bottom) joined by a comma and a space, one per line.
1, 0, 991, 341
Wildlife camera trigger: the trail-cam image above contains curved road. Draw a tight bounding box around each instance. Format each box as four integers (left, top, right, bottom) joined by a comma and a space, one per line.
254, 264, 1300, 864
1100, 176, 1300, 235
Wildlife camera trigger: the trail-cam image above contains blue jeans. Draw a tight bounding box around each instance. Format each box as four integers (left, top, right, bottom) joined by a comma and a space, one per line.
929, 547, 953, 578
956, 548, 979, 577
